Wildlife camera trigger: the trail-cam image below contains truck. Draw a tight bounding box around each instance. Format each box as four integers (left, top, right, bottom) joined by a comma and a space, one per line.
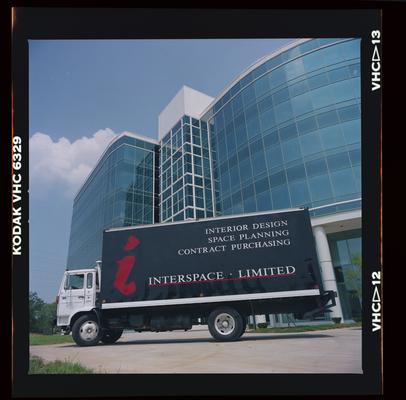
56, 208, 336, 346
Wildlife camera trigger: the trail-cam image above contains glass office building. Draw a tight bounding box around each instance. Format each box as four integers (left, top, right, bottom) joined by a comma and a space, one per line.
202, 38, 360, 218
67, 133, 159, 269
67, 38, 361, 323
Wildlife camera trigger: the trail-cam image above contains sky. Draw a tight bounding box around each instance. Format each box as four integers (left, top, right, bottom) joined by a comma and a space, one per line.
29, 38, 294, 302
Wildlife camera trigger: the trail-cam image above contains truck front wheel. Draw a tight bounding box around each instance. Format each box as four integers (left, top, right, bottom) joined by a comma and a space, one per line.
72, 314, 101, 346
208, 307, 244, 341
100, 328, 123, 344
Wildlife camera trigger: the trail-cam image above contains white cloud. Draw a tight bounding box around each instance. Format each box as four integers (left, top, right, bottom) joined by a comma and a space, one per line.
29, 128, 118, 198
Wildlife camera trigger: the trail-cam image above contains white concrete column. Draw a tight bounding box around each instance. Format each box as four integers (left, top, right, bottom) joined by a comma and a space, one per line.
268, 314, 277, 328
313, 225, 344, 320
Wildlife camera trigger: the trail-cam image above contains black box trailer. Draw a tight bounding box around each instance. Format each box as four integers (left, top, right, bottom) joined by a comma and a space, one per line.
56, 208, 336, 346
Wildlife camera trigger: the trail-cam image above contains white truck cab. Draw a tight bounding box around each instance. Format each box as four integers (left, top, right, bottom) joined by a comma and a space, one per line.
56, 266, 100, 329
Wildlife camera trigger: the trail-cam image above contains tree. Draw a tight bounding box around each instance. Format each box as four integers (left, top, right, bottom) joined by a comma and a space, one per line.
29, 292, 57, 334
29, 291, 45, 333
39, 303, 57, 334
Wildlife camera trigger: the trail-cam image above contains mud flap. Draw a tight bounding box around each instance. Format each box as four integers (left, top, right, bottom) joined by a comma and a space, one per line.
303, 291, 337, 320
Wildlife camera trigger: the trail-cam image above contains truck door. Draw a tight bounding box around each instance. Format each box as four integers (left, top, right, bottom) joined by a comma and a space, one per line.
68, 273, 86, 306
57, 272, 85, 325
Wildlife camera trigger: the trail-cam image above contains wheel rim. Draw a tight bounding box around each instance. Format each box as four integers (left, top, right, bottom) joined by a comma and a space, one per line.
79, 321, 99, 341
214, 313, 235, 335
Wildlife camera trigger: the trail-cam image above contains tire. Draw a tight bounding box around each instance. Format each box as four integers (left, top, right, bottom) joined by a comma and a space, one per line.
100, 328, 123, 344
208, 307, 244, 342
72, 314, 102, 347
237, 316, 247, 338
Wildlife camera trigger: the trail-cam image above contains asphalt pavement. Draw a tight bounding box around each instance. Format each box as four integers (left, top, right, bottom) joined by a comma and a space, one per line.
30, 327, 362, 374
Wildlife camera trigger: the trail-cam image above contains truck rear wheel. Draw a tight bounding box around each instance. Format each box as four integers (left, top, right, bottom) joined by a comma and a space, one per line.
72, 314, 101, 346
237, 316, 247, 338
208, 307, 244, 341
100, 328, 123, 344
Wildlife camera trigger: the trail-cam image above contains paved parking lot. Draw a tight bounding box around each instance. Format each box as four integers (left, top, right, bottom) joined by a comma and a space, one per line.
30, 327, 362, 374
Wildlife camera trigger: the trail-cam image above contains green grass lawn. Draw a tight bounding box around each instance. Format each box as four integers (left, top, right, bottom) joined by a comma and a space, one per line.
30, 333, 74, 346
246, 322, 362, 334
29, 356, 93, 374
